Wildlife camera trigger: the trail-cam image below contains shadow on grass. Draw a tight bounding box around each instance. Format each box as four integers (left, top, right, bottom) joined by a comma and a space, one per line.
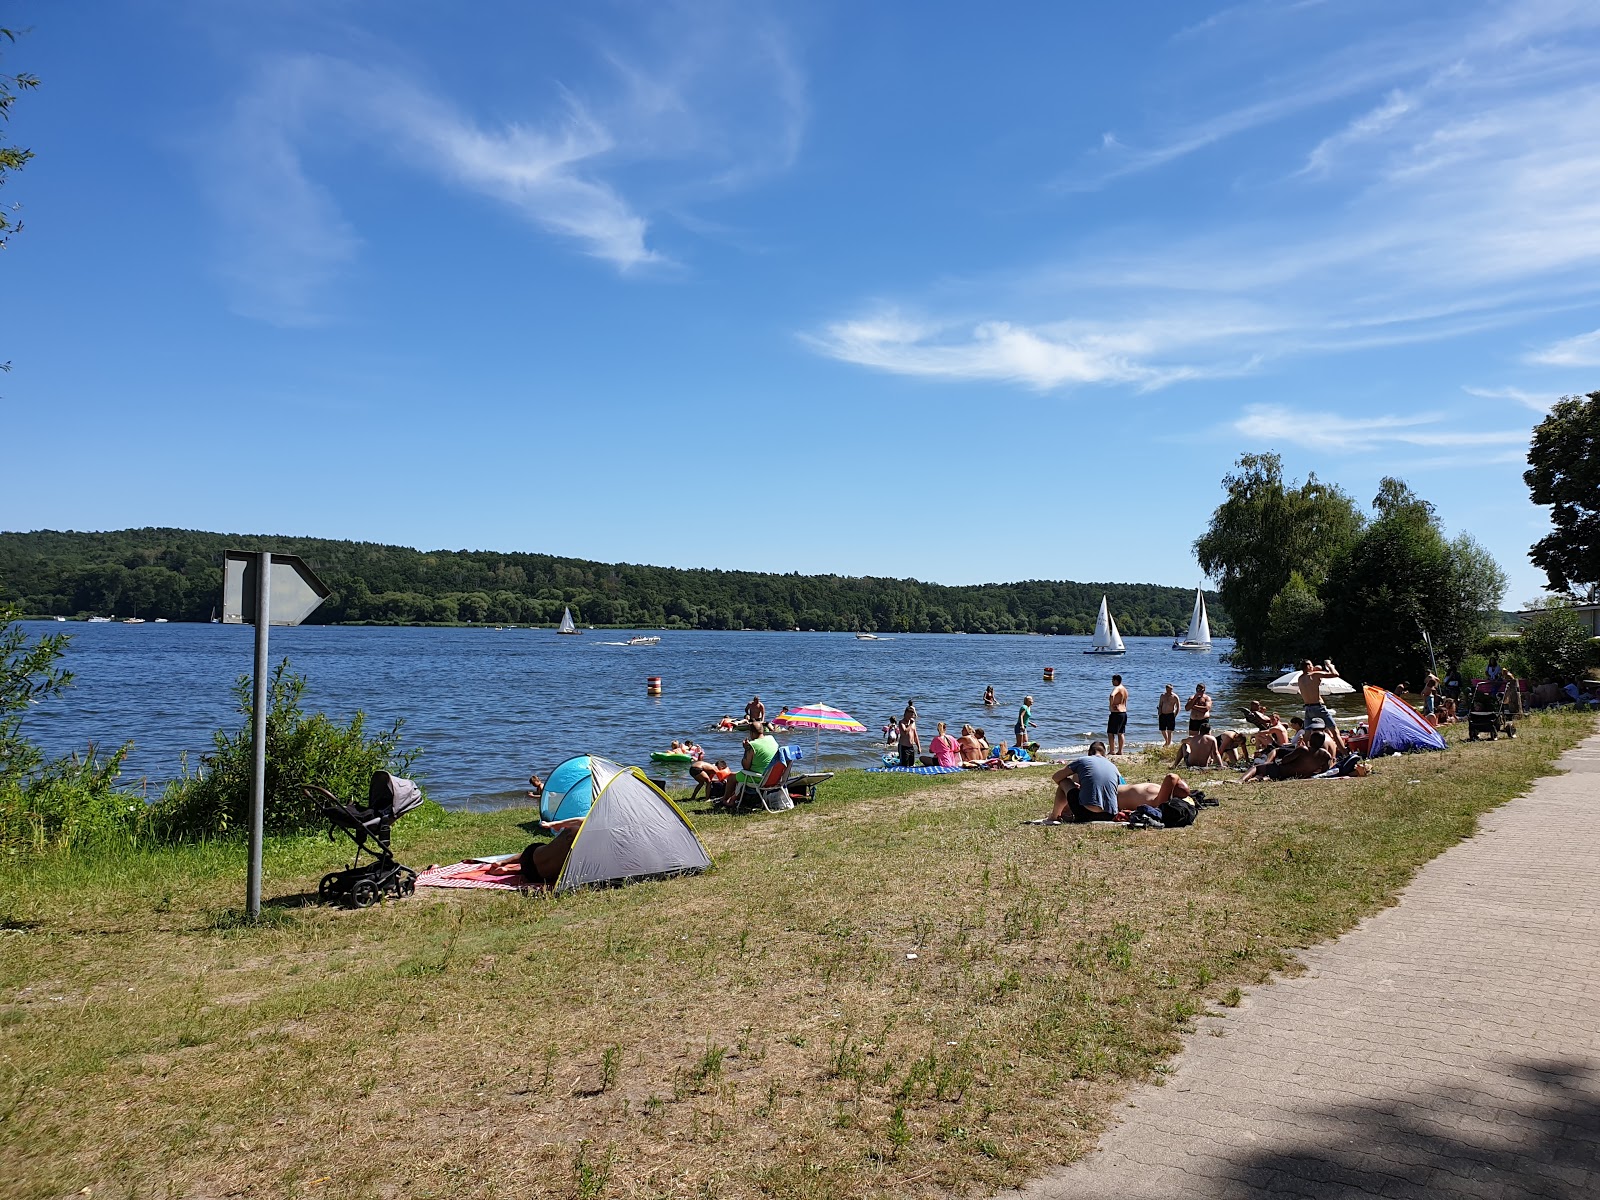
1219, 1059, 1600, 1199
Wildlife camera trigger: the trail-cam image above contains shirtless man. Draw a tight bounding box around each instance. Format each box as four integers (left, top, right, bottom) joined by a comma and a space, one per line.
1184, 683, 1213, 734
1107, 674, 1129, 755
1421, 671, 1440, 717
1173, 727, 1223, 768
1241, 725, 1335, 782
1297, 659, 1344, 753
1241, 700, 1272, 730
745, 695, 766, 725
1157, 684, 1181, 747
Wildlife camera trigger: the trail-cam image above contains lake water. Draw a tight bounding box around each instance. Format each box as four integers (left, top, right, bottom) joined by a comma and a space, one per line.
17, 622, 1305, 809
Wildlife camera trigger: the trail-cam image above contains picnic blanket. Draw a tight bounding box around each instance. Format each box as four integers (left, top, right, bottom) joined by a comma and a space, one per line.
416, 860, 543, 892
865, 765, 965, 775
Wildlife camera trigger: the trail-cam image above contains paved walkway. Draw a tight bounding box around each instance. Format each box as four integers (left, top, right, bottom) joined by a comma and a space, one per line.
1003, 727, 1600, 1200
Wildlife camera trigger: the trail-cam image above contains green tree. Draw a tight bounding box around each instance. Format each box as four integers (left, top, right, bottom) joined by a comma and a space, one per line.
1262, 571, 1325, 665
1194, 453, 1364, 668
1513, 601, 1598, 684
1, 27, 38, 379
1524, 391, 1600, 600
1323, 479, 1506, 686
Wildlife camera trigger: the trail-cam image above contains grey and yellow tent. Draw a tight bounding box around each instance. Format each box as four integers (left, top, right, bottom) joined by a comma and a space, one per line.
554, 756, 712, 894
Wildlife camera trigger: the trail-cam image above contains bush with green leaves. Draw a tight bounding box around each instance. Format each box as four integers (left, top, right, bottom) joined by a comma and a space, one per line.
1, 603, 144, 855
152, 660, 427, 840
1511, 604, 1599, 685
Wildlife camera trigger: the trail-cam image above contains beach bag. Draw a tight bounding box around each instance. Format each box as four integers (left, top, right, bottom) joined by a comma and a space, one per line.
522, 828, 577, 884
1160, 796, 1198, 828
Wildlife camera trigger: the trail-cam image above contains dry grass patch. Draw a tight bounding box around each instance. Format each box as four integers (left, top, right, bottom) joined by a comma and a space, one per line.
1, 710, 1593, 1199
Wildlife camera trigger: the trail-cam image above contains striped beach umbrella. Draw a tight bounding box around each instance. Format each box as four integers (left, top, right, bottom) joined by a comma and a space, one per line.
771, 702, 866, 763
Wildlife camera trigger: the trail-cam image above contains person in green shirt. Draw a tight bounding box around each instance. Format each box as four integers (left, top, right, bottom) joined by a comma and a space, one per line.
1014, 695, 1035, 748
737, 721, 779, 787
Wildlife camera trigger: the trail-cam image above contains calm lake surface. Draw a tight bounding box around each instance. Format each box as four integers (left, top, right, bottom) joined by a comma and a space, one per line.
19, 622, 1312, 809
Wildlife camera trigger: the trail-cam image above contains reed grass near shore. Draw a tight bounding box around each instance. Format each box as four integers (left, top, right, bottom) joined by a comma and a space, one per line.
1, 711, 1593, 1200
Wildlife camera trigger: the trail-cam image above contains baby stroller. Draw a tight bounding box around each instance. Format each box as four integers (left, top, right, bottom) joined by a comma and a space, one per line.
308, 771, 425, 908
1466, 682, 1515, 742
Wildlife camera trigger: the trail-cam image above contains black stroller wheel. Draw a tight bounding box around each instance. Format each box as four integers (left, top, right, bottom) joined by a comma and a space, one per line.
318, 873, 341, 903
350, 878, 381, 909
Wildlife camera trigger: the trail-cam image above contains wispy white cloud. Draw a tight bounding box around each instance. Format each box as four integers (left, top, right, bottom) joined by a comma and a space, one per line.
205, 9, 804, 323
810, 2, 1600, 393
1526, 327, 1600, 366
803, 311, 1246, 391
1463, 385, 1555, 413
1233, 404, 1530, 453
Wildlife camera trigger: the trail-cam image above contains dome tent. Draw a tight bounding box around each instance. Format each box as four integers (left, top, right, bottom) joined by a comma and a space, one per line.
1364, 686, 1446, 755
545, 756, 712, 894
541, 754, 605, 827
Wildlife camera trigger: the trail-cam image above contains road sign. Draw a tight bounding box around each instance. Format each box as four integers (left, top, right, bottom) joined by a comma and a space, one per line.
222, 551, 330, 626
221, 550, 330, 921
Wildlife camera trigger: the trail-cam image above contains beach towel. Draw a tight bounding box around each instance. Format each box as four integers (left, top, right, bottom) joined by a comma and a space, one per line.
416, 860, 544, 892
865, 765, 964, 775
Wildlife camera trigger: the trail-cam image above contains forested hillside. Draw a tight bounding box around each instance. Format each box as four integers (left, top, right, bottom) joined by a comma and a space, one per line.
0, 528, 1227, 636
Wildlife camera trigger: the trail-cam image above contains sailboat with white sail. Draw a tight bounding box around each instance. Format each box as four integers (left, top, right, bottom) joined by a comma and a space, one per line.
1172, 587, 1212, 652
1083, 595, 1126, 655
556, 607, 581, 635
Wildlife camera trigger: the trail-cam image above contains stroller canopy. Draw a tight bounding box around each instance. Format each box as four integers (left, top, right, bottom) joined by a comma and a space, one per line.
1364, 687, 1446, 755
369, 771, 426, 817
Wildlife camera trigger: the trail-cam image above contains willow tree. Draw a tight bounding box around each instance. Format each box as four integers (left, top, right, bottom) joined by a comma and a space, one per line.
1194, 453, 1364, 669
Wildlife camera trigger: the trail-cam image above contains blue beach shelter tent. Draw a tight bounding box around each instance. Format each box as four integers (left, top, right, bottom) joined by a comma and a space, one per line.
1364, 686, 1447, 754
542, 754, 605, 826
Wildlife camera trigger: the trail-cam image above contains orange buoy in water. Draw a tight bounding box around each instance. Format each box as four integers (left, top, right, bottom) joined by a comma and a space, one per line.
647, 675, 662, 696
1043, 666, 1055, 681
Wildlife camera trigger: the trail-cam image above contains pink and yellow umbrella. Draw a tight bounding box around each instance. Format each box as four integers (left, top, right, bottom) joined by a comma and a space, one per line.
770, 702, 866, 763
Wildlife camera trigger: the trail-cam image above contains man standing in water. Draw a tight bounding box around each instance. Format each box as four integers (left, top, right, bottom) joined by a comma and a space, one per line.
1015, 695, 1035, 750
1157, 684, 1181, 747
745, 695, 766, 725
1107, 674, 1129, 755
1297, 659, 1345, 753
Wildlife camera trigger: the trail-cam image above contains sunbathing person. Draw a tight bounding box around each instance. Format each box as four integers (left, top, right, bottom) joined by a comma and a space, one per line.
1215, 729, 1254, 766
1174, 729, 1223, 768
1037, 742, 1191, 822
1240, 726, 1334, 782
974, 727, 993, 758
925, 721, 962, 767
688, 758, 733, 802
958, 723, 984, 764
1241, 700, 1273, 730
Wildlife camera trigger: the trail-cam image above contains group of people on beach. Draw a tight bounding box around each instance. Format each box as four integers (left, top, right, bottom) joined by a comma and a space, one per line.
1034, 657, 1359, 825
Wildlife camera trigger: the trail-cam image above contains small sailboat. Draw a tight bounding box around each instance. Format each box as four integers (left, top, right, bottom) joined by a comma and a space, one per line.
1084, 596, 1126, 655
556, 607, 581, 635
1172, 587, 1212, 652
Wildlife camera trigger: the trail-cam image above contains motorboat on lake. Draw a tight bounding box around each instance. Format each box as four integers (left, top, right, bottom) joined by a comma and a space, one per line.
626, 635, 661, 646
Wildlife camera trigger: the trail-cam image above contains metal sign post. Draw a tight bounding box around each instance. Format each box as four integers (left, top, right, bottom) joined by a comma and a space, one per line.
222, 551, 331, 920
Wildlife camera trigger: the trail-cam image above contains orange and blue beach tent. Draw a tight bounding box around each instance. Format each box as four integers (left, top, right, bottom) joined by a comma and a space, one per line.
1364, 686, 1447, 755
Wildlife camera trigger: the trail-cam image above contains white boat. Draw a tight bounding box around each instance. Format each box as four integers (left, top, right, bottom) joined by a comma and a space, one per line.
855, 633, 881, 640
88, 615, 112, 623
1172, 587, 1212, 651
123, 617, 145, 624
153, 618, 169, 624
556, 607, 581, 635
625, 635, 660, 646
1084, 596, 1126, 655
54, 615, 66, 622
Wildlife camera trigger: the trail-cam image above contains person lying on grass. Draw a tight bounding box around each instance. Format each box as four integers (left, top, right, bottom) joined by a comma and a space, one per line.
1239, 725, 1335, 782
1037, 741, 1192, 823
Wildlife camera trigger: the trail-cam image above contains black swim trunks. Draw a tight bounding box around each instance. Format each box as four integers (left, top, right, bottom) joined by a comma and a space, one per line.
1158, 712, 1176, 732
898, 744, 916, 767
1189, 718, 1211, 735
1107, 712, 1128, 736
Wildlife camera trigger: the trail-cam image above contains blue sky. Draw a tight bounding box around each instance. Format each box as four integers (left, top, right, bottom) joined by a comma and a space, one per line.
7, 0, 1598, 605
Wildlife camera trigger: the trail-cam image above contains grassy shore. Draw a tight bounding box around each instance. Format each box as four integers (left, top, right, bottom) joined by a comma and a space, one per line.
1, 710, 1594, 1200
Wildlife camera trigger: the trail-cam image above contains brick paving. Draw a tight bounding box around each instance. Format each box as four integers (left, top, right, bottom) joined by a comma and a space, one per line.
1002, 728, 1600, 1200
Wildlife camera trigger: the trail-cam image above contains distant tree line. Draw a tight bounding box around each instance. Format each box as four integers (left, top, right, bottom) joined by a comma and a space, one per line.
0, 528, 1229, 637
